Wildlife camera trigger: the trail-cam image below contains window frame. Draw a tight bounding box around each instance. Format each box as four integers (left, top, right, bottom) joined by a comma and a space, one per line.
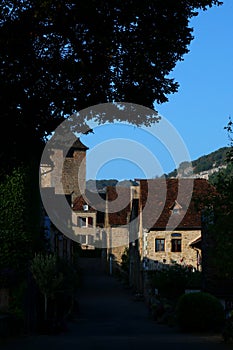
155, 238, 165, 252
80, 234, 87, 244
77, 234, 94, 246
77, 216, 94, 228
88, 217, 93, 227
171, 238, 182, 252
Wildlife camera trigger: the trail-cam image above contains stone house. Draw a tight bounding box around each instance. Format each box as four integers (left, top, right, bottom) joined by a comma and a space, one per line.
40, 136, 131, 262
40, 136, 89, 259
71, 189, 107, 250
104, 186, 131, 266
40, 138, 216, 289
40, 187, 77, 261
40, 137, 88, 200
70, 185, 132, 266
128, 178, 216, 292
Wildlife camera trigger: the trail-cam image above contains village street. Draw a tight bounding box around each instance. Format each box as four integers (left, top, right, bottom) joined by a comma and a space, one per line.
1, 257, 232, 350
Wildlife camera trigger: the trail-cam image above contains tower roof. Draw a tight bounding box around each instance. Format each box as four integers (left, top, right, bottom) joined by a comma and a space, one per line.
49, 133, 89, 151
65, 137, 88, 157
71, 138, 89, 150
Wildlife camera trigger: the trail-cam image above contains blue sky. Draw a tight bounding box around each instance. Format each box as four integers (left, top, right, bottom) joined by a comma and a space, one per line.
81, 0, 233, 181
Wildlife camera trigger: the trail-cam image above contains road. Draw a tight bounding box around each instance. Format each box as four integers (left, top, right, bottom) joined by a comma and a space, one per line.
1, 258, 232, 350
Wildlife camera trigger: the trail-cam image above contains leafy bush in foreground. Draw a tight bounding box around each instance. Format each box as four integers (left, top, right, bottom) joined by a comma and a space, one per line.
176, 292, 225, 332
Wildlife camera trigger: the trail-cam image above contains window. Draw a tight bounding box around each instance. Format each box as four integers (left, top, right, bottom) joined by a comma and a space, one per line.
77, 234, 94, 245
170, 201, 182, 215
78, 217, 86, 227
78, 216, 94, 228
79, 235, 87, 244
155, 238, 165, 252
171, 239, 182, 252
171, 233, 181, 238
88, 217, 93, 227
87, 235, 94, 245
173, 208, 181, 214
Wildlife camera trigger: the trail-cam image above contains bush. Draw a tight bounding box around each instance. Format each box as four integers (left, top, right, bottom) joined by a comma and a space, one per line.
176, 292, 225, 333
148, 265, 202, 300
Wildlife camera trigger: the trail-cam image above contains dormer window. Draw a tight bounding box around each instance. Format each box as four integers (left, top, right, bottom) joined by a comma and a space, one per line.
170, 200, 182, 215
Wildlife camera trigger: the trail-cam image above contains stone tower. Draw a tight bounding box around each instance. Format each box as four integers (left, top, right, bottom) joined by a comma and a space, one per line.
40, 137, 88, 203
62, 138, 88, 201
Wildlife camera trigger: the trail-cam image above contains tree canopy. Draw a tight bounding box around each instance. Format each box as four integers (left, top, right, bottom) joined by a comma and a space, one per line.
0, 0, 222, 173
202, 119, 233, 294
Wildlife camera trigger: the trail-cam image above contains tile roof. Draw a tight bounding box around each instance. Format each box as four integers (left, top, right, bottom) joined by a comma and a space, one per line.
72, 194, 96, 212
72, 190, 106, 226
49, 133, 88, 151
71, 138, 89, 150
189, 236, 202, 248
72, 179, 216, 229
139, 178, 217, 230
72, 190, 105, 212
106, 186, 131, 226
66, 138, 88, 157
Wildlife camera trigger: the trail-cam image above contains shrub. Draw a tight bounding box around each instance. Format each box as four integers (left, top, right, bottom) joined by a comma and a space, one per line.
149, 265, 202, 299
149, 265, 186, 299
176, 292, 225, 332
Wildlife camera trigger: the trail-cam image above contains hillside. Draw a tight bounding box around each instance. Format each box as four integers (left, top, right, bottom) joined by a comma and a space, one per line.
86, 147, 232, 189
166, 146, 231, 179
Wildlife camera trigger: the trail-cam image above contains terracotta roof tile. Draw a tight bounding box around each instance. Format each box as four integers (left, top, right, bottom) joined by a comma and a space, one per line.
140, 178, 216, 230
72, 190, 105, 211
72, 190, 106, 226
72, 179, 216, 229
72, 194, 96, 212
107, 186, 131, 226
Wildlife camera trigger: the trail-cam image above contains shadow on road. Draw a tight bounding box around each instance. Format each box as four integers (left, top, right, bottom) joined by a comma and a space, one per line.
0, 257, 231, 350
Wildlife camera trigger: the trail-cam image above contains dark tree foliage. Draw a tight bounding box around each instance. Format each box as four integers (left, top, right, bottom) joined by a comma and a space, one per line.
177, 292, 224, 332
202, 119, 233, 294
0, 165, 41, 286
193, 147, 229, 173
0, 0, 222, 173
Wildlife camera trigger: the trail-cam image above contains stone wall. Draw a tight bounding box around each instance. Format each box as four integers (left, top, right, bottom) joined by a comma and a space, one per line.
40, 149, 63, 191
107, 227, 129, 264
40, 148, 86, 199
145, 229, 200, 268
62, 150, 86, 198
